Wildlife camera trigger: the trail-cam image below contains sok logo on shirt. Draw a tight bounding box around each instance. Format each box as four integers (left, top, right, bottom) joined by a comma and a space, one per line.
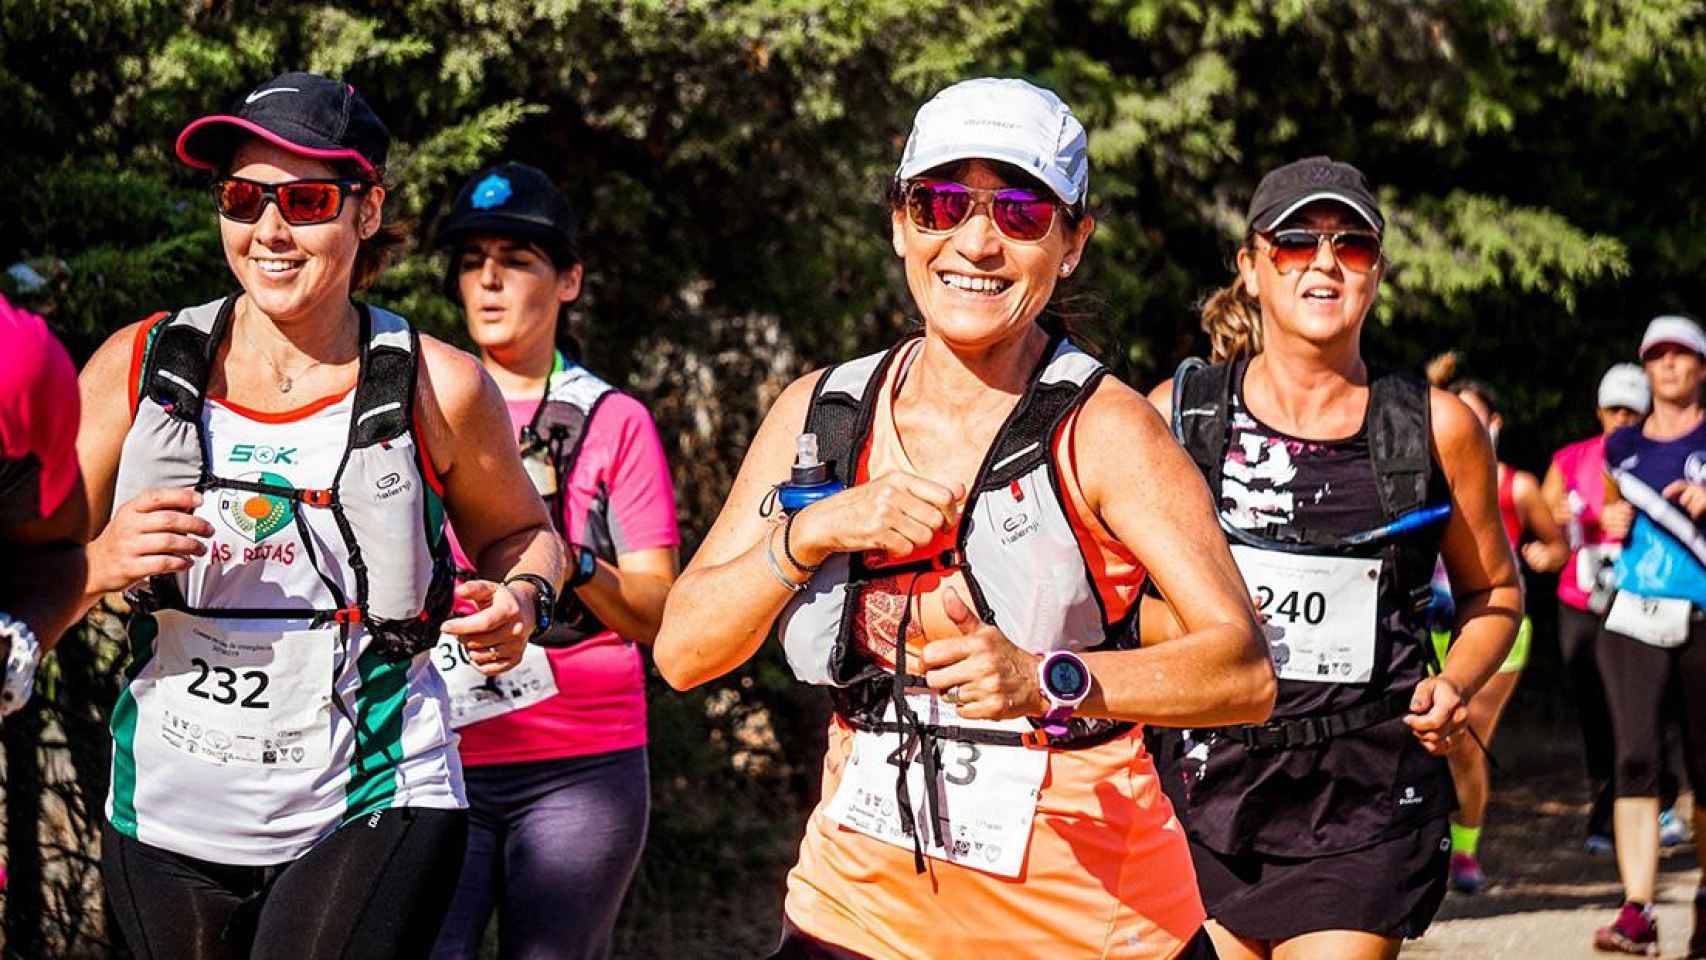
218, 472, 295, 542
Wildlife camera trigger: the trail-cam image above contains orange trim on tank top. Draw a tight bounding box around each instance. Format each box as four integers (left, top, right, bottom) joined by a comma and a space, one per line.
127, 312, 170, 420
208, 384, 355, 424
412, 406, 446, 498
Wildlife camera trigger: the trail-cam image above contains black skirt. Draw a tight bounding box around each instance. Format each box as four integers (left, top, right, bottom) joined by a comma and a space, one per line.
1190, 815, 1450, 942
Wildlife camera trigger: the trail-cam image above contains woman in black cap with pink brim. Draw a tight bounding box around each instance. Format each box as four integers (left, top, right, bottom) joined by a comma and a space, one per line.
1144, 156, 1522, 958
71, 71, 566, 958
425, 163, 680, 960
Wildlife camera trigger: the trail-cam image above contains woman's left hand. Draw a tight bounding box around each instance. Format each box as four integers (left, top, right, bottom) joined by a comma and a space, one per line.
441, 580, 530, 675
1404, 675, 1470, 755
921, 587, 1044, 720
1664, 480, 1706, 520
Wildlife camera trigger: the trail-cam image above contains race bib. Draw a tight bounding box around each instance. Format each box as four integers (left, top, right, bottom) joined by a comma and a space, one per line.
823, 692, 1046, 878
434, 637, 559, 728
1606, 590, 1692, 649
152, 627, 334, 768
1231, 546, 1382, 684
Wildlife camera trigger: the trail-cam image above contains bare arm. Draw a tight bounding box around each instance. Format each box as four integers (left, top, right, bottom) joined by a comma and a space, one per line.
1069, 378, 1273, 726
1515, 468, 1569, 572
654, 372, 824, 688
574, 546, 679, 645
1539, 460, 1571, 528
1431, 390, 1523, 706
417, 338, 565, 668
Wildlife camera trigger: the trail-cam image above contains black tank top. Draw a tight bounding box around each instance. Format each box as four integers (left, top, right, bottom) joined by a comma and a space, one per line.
1153, 369, 1451, 858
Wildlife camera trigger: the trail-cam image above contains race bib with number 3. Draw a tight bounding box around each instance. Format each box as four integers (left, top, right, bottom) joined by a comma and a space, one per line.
152, 626, 333, 768
434, 636, 559, 728
1231, 546, 1383, 684
823, 693, 1046, 878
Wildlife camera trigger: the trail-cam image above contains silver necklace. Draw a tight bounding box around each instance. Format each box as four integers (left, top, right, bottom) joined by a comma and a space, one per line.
238, 311, 345, 394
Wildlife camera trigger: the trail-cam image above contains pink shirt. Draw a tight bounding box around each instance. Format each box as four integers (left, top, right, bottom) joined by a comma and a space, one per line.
0, 295, 80, 528
1553, 434, 1612, 610
451, 385, 679, 766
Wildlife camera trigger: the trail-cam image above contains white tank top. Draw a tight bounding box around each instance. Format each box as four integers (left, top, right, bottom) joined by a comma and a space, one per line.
107, 387, 465, 866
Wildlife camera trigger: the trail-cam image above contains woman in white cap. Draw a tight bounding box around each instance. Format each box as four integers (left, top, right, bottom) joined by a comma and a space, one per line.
1539, 363, 1650, 853
1592, 314, 1706, 955
71, 72, 564, 957
1146, 156, 1520, 959
655, 77, 1272, 959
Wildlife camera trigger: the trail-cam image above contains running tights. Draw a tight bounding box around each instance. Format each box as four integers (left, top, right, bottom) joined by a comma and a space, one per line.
1598, 616, 1706, 799
102, 807, 467, 960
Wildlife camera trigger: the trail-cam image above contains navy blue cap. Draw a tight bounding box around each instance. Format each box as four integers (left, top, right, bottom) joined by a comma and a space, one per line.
436, 162, 578, 255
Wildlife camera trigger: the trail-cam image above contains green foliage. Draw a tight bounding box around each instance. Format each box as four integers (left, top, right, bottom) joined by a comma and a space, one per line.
7, 0, 1706, 954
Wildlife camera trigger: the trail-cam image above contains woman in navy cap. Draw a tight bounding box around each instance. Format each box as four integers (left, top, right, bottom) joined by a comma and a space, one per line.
72, 72, 565, 958
1147, 156, 1521, 959
427, 163, 680, 960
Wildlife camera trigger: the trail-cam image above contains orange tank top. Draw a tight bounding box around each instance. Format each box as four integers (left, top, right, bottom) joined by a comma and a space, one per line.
783, 342, 1206, 958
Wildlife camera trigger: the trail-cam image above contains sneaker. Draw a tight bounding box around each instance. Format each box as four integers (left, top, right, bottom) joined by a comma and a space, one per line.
1585, 833, 1616, 856
1662, 807, 1689, 847
1449, 852, 1487, 894
1595, 902, 1659, 955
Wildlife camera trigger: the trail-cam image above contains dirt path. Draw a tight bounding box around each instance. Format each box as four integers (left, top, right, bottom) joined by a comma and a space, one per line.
1405, 721, 1699, 959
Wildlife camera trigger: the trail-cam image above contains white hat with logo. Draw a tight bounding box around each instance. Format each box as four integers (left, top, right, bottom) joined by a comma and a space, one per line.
1639, 314, 1706, 360
1597, 363, 1651, 414
896, 78, 1089, 206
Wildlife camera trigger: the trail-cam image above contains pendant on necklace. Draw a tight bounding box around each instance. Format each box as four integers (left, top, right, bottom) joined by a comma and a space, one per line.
278, 377, 294, 394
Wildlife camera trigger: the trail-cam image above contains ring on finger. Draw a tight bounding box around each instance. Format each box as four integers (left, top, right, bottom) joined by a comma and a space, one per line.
942, 686, 960, 705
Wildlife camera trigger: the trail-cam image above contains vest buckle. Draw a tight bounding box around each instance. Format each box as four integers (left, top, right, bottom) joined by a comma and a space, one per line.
1020, 728, 1052, 750
299, 488, 335, 508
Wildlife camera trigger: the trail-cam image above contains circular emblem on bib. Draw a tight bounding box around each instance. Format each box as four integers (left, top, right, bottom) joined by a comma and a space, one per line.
1686, 452, 1706, 486
218, 472, 295, 543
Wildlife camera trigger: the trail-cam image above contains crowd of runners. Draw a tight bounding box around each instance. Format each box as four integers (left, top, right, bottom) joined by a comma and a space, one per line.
1, 70, 1704, 959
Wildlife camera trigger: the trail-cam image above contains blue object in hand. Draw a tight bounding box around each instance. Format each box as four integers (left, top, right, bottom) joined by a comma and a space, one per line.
777, 433, 845, 513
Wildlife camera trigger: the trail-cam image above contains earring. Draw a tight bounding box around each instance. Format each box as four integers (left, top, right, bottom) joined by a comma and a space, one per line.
1059, 263, 1073, 276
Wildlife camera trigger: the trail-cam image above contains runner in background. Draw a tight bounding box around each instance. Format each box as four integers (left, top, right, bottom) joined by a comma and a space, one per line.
1591, 314, 1706, 956
1540, 365, 1651, 853
1424, 353, 1568, 894
72, 72, 564, 958
1, 293, 88, 718
656, 77, 1271, 959
428, 162, 679, 960
1148, 157, 1521, 959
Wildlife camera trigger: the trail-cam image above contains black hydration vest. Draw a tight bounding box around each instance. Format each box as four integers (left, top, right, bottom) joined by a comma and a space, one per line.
1158, 357, 1452, 856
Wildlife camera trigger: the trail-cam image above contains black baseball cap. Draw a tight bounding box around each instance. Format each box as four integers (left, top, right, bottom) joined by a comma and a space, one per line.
435, 162, 579, 256
1247, 156, 1383, 234
176, 71, 390, 178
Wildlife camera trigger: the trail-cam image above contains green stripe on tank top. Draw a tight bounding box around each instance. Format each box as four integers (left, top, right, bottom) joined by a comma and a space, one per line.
109, 612, 160, 836
343, 643, 411, 819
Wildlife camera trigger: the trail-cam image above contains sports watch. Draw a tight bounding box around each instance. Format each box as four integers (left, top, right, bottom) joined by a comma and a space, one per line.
1037, 650, 1093, 735
503, 574, 557, 641
567, 544, 598, 589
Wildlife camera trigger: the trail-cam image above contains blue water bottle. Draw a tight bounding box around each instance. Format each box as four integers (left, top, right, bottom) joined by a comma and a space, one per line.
777, 433, 844, 513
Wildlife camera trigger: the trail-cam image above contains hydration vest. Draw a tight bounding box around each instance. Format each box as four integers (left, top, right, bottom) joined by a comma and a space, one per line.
778, 336, 1137, 751
1173, 357, 1443, 639
114, 295, 454, 658
516, 360, 619, 646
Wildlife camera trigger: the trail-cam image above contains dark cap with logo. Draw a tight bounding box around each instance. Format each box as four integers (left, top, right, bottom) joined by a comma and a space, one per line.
435, 162, 579, 259
176, 71, 390, 178
1247, 156, 1383, 234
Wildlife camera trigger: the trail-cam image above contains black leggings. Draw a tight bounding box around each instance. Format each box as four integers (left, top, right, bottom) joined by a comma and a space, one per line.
1597, 616, 1706, 800
102, 807, 467, 960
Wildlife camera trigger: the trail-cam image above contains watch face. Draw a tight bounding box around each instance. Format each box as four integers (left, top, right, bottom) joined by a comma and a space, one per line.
1045, 655, 1090, 700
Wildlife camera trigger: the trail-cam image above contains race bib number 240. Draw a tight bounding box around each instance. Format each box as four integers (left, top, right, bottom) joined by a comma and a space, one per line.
1231, 546, 1382, 684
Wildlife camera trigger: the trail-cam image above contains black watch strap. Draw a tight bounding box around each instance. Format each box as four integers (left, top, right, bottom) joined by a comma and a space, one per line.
503, 573, 557, 639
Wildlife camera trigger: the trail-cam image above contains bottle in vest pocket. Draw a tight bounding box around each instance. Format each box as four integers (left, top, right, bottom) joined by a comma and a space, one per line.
777, 433, 844, 513
518, 427, 558, 498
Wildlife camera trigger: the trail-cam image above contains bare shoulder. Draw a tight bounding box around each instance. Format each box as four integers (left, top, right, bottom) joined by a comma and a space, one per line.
81, 319, 147, 387
1146, 376, 1176, 419
416, 333, 491, 421
1078, 375, 1174, 452
1428, 386, 1488, 459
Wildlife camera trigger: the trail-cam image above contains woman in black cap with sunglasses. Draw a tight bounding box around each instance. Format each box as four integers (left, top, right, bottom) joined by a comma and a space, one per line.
71, 72, 565, 958
1145, 157, 1521, 959
426, 163, 680, 960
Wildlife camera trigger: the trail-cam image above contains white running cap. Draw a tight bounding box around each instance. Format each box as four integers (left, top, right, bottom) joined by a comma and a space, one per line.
1598, 363, 1651, 414
1640, 314, 1706, 361
896, 78, 1089, 206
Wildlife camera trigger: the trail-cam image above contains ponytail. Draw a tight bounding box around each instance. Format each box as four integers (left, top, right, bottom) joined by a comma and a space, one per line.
1199, 278, 1263, 364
